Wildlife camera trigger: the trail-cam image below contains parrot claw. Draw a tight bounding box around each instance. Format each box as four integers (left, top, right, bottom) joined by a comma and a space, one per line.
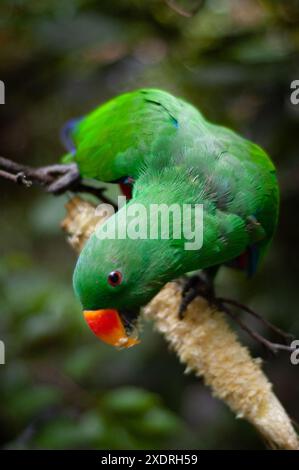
178, 272, 295, 356
178, 269, 218, 319
45, 167, 81, 194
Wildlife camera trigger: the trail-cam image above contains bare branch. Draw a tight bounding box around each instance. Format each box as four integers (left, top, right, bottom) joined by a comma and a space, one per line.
0, 156, 117, 210
217, 297, 295, 343
165, 0, 203, 18
220, 303, 295, 356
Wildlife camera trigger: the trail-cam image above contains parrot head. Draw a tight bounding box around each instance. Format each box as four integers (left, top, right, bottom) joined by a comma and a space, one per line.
72, 203, 178, 348
73, 168, 198, 349
73, 240, 143, 348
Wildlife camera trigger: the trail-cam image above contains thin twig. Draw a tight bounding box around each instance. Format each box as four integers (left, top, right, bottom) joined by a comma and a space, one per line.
0, 156, 75, 186
218, 297, 294, 343
0, 169, 31, 186
165, 0, 203, 18
0, 156, 117, 209
221, 303, 296, 355
176, 272, 295, 354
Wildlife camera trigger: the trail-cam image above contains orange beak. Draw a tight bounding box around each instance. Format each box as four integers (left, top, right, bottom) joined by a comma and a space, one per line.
83, 309, 140, 348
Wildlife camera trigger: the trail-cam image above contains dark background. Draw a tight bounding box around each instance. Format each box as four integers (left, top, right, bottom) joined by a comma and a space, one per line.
0, 0, 299, 449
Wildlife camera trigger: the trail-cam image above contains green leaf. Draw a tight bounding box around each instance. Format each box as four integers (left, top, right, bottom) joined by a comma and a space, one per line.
102, 387, 159, 416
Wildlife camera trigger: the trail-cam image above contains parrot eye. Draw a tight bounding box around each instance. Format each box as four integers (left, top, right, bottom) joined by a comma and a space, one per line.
108, 270, 123, 287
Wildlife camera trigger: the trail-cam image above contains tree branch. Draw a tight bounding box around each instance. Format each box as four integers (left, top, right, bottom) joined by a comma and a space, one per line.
0, 156, 117, 210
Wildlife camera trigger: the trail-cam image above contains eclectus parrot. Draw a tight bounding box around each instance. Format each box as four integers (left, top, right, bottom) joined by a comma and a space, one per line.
68, 89, 279, 348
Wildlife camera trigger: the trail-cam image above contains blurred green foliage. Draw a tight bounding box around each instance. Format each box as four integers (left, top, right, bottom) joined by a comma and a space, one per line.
0, 0, 299, 450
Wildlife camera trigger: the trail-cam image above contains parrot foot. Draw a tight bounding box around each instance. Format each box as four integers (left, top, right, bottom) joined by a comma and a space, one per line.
178, 269, 295, 356
178, 274, 294, 355
216, 297, 295, 345
43, 166, 118, 208
220, 302, 296, 356
178, 267, 218, 319
44, 164, 81, 194
0, 157, 118, 209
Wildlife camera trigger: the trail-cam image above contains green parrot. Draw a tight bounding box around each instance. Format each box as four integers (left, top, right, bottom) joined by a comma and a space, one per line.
69, 89, 279, 348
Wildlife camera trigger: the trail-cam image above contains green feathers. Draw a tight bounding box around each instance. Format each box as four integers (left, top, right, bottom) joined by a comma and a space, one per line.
62, 89, 200, 181
71, 88, 279, 313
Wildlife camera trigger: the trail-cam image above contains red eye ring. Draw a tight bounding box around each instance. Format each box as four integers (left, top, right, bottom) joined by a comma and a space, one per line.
108, 270, 123, 287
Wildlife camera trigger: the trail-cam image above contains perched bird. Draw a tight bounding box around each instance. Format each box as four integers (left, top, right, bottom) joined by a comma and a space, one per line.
71, 89, 279, 348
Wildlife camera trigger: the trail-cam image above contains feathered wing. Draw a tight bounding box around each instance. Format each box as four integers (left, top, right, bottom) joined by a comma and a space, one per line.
60, 89, 185, 180
133, 125, 279, 277
60, 88, 279, 275
60, 88, 203, 182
